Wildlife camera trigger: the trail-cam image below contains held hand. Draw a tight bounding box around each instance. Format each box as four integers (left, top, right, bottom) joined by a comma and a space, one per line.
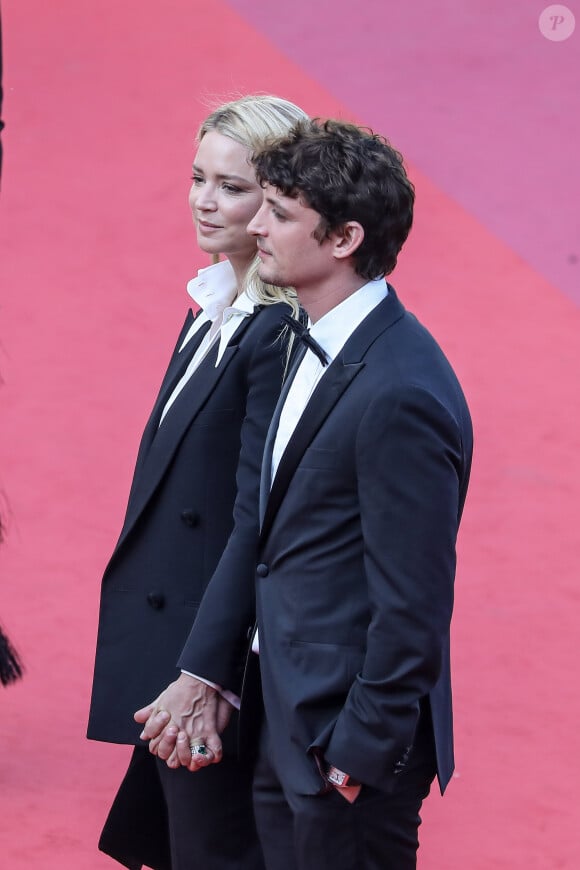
170, 693, 235, 770
134, 703, 171, 739
134, 673, 224, 769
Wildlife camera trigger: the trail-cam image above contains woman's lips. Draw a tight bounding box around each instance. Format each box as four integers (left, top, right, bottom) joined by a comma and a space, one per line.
197, 220, 222, 233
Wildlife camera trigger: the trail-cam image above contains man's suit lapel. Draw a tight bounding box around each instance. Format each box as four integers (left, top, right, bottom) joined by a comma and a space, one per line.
260, 359, 364, 542
260, 289, 405, 543
259, 344, 306, 527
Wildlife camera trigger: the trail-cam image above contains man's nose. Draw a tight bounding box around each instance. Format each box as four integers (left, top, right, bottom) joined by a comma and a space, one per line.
247, 208, 265, 236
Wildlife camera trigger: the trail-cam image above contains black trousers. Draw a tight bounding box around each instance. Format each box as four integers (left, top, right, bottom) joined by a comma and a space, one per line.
99, 746, 265, 870
252, 721, 436, 870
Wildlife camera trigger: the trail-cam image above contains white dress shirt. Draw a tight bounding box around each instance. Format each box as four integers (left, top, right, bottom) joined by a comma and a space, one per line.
271, 277, 388, 481
159, 260, 254, 424
249, 279, 388, 664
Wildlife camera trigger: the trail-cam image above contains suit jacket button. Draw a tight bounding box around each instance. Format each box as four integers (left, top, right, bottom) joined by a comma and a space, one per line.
180, 509, 200, 528
147, 592, 165, 610
256, 563, 269, 578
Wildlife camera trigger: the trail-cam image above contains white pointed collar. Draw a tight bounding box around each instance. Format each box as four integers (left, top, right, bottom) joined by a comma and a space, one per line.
186, 259, 238, 322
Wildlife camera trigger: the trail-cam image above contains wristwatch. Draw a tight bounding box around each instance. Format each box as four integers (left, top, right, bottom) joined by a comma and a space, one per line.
326, 764, 360, 788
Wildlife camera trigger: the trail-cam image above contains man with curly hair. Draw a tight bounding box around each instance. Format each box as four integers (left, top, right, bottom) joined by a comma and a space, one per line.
145, 120, 473, 870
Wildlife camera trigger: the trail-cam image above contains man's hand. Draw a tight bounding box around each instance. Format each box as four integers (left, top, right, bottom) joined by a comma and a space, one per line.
134, 673, 232, 771
169, 695, 235, 768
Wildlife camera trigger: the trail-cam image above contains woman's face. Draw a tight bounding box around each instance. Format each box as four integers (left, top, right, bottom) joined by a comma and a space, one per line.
189, 131, 264, 264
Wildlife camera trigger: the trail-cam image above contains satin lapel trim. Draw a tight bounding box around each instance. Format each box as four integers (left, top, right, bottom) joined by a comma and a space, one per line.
152, 314, 211, 427
117, 311, 257, 552
118, 345, 238, 551
260, 359, 364, 542
259, 288, 406, 542
129, 315, 211, 485
259, 344, 306, 527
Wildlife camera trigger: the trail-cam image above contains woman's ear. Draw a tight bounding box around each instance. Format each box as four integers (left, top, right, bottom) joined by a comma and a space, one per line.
332, 221, 364, 260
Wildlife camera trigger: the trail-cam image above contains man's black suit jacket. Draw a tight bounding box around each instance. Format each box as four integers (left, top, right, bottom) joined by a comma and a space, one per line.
87, 301, 290, 746
179, 287, 473, 797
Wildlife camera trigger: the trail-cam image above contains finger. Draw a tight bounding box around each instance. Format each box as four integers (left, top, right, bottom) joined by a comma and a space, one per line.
176, 731, 196, 768
134, 702, 156, 724
139, 709, 171, 741
165, 746, 181, 769
183, 721, 219, 768
176, 731, 215, 770
204, 731, 223, 764
154, 725, 180, 760
186, 714, 223, 765
148, 721, 178, 755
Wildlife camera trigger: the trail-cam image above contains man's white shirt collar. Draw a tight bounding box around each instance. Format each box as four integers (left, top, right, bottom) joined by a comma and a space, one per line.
308, 277, 388, 364
270, 277, 388, 482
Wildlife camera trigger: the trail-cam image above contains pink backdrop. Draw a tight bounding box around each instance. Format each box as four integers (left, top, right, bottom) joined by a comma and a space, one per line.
1, 1, 579, 866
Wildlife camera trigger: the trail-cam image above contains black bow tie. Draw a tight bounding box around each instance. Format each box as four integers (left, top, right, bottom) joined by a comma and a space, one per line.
281, 313, 329, 367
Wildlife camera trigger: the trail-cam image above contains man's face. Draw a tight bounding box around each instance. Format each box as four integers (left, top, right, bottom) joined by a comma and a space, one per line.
247, 184, 335, 292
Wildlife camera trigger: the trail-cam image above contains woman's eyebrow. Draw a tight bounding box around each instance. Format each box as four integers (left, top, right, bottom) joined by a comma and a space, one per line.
191, 164, 252, 184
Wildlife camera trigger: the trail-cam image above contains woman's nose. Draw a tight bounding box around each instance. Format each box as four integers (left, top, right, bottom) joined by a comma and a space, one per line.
191, 184, 217, 211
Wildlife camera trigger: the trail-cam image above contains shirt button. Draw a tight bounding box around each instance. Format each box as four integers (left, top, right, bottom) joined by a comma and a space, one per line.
256, 564, 269, 578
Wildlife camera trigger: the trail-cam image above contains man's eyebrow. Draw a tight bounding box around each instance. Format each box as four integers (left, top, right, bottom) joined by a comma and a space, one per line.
265, 195, 290, 214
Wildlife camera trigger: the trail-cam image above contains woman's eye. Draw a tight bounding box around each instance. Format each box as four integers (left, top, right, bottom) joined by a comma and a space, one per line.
222, 183, 243, 194
191, 174, 204, 185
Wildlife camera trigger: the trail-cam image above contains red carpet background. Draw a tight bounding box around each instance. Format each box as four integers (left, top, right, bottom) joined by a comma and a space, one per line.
1, 1, 579, 867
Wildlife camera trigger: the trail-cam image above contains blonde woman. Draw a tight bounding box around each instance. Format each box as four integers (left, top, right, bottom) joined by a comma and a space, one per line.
88, 95, 307, 870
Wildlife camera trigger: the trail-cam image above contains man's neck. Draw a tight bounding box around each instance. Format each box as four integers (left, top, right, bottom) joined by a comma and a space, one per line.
297, 272, 367, 323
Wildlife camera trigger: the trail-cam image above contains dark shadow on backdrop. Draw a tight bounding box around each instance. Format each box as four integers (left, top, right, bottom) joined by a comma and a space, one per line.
0, 4, 23, 684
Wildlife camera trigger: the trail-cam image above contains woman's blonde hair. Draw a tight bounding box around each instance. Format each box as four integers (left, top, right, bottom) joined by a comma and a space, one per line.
198, 95, 308, 317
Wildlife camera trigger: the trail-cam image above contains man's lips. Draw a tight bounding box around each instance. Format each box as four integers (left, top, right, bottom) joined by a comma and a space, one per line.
257, 246, 272, 258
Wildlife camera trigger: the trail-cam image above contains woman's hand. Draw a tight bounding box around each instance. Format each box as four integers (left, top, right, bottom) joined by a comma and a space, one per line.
134, 672, 231, 770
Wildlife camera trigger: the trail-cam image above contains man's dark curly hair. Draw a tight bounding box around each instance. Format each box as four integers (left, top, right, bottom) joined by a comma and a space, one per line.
252, 119, 415, 279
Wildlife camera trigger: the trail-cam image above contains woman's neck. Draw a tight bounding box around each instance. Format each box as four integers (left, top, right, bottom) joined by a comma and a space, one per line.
226, 254, 254, 297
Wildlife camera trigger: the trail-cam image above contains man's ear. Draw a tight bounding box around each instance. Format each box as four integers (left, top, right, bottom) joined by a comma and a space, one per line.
332, 222, 364, 260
